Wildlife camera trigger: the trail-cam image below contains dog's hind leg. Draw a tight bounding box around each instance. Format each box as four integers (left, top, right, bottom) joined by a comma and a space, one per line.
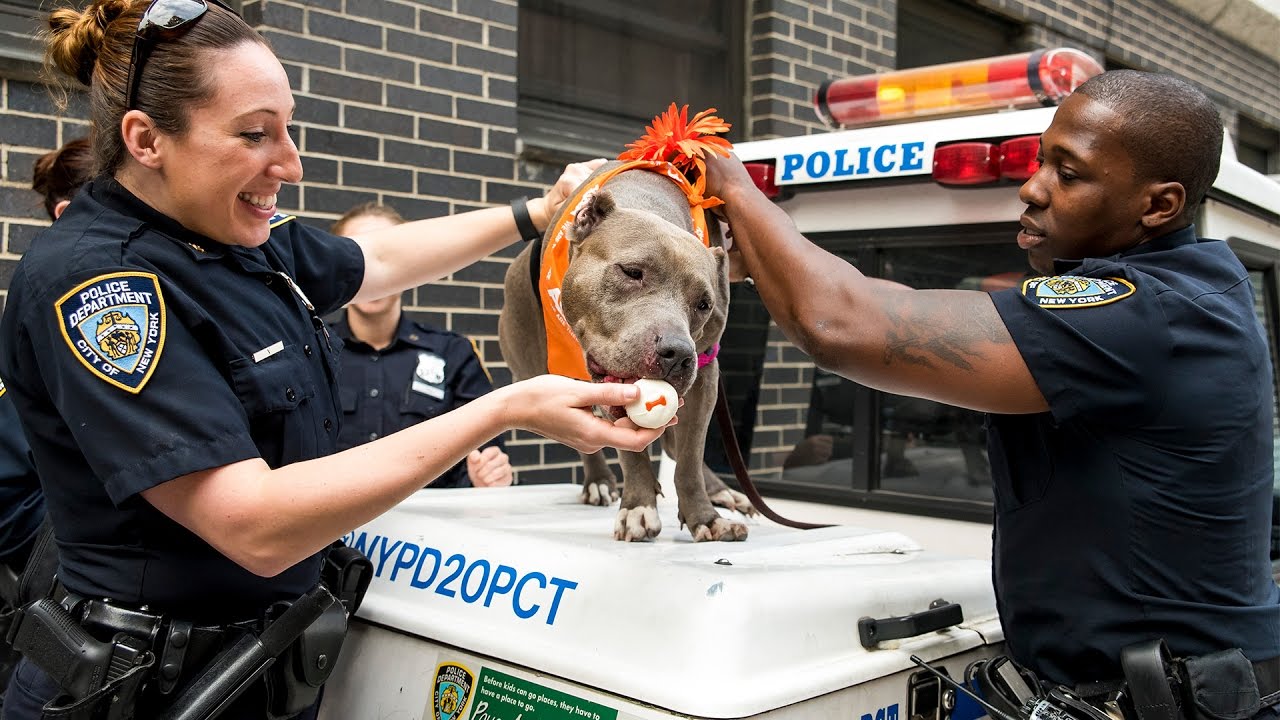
580, 450, 619, 506
614, 450, 662, 541
700, 465, 756, 517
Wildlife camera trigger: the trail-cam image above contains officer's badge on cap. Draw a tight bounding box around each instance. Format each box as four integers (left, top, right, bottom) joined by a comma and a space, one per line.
56, 272, 166, 393
1021, 275, 1135, 309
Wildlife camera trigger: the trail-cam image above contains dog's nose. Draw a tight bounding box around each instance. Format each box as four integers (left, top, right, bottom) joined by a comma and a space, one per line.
655, 336, 696, 378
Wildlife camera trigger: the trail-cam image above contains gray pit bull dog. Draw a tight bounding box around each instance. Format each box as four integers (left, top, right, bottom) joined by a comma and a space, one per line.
499, 162, 754, 542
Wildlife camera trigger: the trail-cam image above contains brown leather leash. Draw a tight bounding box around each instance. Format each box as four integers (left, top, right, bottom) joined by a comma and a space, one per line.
714, 377, 833, 529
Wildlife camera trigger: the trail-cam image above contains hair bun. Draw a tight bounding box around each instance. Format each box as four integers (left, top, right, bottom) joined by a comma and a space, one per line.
45, 0, 134, 87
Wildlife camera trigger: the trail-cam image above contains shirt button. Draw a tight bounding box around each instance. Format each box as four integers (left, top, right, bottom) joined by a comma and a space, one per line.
369, 388, 379, 398
368, 432, 378, 441
304, 344, 312, 356
323, 418, 333, 430
285, 387, 297, 402
371, 355, 379, 363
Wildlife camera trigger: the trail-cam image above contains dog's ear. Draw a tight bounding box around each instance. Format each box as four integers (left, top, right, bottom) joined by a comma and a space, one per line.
568, 189, 616, 242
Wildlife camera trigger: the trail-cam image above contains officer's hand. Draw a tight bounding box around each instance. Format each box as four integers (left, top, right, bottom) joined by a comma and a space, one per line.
467, 446, 514, 487
703, 152, 757, 207
501, 375, 676, 454
529, 159, 607, 232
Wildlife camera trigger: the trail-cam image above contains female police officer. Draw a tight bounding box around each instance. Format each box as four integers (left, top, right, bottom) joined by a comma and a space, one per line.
0, 1, 670, 717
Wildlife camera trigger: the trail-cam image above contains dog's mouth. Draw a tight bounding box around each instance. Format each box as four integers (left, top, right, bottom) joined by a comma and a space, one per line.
587, 355, 635, 419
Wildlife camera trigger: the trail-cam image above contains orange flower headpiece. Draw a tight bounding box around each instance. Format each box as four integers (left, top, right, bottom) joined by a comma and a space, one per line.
618, 103, 733, 210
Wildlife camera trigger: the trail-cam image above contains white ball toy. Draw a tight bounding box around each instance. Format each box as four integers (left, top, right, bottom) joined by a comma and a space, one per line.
625, 378, 679, 428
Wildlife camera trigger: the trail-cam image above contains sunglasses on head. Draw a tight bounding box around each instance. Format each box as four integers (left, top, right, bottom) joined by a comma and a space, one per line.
123, 0, 237, 111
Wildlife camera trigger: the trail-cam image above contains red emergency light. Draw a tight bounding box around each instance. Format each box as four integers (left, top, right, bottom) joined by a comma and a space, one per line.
744, 161, 781, 199
932, 135, 1041, 186
816, 48, 1103, 129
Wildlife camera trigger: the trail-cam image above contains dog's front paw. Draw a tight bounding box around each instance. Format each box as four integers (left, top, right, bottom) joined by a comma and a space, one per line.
614, 506, 661, 542
581, 480, 618, 506
689, 516, 749, 542
709, 488, 757, 517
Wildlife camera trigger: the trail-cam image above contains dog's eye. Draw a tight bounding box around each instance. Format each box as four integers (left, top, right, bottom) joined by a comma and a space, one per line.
697, 297, 712, 312
619, 265, 643, 281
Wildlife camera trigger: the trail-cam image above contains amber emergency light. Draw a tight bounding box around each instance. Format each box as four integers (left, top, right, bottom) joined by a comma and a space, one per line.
815, 48, 1104, 129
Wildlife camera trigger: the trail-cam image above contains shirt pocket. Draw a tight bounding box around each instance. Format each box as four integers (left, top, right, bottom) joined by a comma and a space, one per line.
228, 344, 317, 417
400, 387, 448, 422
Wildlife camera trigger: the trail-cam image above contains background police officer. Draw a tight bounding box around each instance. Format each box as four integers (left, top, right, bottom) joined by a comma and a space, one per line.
330, 204, 512, 488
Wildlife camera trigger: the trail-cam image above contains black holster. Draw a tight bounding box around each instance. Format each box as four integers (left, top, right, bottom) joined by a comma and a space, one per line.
262, 595, 347, 719
321, 541, 372, 615
1120, 640, 1278, 720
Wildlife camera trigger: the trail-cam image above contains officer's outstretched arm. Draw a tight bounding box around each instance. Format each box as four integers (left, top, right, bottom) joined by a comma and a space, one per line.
705, 153, 1047, 416
140, 376, 667, 577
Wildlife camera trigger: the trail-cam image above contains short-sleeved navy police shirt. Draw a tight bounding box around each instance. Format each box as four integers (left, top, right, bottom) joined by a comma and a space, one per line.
0, 386, 42, 571
988, 225, 1280, 686
332, 311, 503, 488
0, 177, 364, 623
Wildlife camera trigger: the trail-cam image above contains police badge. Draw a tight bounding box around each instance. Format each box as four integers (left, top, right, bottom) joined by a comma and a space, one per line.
56, 272, 166, 393
432, 662, 475, 720
412, 351, 447, 399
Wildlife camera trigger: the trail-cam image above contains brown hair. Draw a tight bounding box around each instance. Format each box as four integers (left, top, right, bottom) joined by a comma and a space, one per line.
32, 137, 94, 219
332, 203, 406, 235
43, 0, 264, 175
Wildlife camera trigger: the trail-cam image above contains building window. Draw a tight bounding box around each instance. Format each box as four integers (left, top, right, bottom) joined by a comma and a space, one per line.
1238, 115, 1280, 177
897, 0, 1020, 70
0, 0, 45, 80
517, 0, 744, 162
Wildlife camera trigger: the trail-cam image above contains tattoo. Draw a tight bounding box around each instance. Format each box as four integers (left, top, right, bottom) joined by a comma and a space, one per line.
880, 292, 1009, 371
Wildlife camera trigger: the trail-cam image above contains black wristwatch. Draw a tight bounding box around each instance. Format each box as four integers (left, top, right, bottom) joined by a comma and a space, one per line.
510, 196, 542, 242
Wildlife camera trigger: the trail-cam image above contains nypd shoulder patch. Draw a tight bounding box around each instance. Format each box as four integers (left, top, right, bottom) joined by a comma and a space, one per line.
56, 272, 166, 394
1020, 275, 1135, 309
0, 375, 6, 398
269, 213, 296, 229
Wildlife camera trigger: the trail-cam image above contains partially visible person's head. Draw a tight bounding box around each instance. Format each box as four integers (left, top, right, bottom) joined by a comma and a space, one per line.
334, 203, 406, 317
32, 136, 93, 220
44, 0, 300, 249
1016, 70, 1222, 274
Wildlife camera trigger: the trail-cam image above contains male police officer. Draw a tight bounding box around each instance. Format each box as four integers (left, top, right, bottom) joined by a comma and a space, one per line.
706, 69, 1279, 716
331, 204, 512, 488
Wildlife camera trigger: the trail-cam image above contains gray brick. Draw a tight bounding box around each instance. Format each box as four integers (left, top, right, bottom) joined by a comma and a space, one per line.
795, 25, 829, 48
456, 98, 515, 126
418, 118, 483, 148
456, 0, 516, 25
485, 181, 544, 205
276, 184, 300, 210
417, 283, 482, 307
487, 76, 516, 103
6, 150, 41, 184
345, 105, 415, 137
388, 195, 449, 220
344, 161, 414, 193
450, 310, 498, 335
453, 259, 506, 284
488, 24, 516, 52
420, 65, 483, 95
456, 44, 515, 75
7, 82, 60, 115
454, 150, 512, 178
295, 95, 340, 126
250, 2, 303, 32
811, 10, 848, 33
752, 97, 792, 117
812, 49, 847, 72
309, 11, 383, 49
346, 47, 415, 83
303, 186, 378, 215
263, 31, 341, 68
0, 187, 44, 220
416, 170, 482, 199
346, 0, 416, 26
305, 127, 380, 159
763, 0, 809, 22
0, 115, 55, 150
753, 15, 791, 36
282, 62, 303, 91
487, 128, 516, 154
752, 57, 792, 77
419, 9, 484, 43
769, 37, 811, 61
388, 29, 453, 63
311, 70, 382, 104
302, 156, 338, 185
482, 287, 504, 309
6, 223, 42, 254
386, 84, 452, 116
384, 139, 450, 170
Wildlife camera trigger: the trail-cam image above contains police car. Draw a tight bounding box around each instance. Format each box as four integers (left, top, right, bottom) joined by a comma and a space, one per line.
320, 50, 1280, 719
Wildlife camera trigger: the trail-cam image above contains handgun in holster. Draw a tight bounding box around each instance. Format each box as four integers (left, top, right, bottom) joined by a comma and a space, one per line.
7, 597, 154, 719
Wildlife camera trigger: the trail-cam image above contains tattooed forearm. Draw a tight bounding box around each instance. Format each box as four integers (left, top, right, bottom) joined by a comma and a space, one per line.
879, 292, 1009, 371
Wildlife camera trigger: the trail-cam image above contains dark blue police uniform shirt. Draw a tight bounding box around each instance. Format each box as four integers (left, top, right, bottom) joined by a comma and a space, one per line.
332, 311, 503, 488
0, 176, 363, 623
0, 388, 42, 571
988, 225, 1280, 686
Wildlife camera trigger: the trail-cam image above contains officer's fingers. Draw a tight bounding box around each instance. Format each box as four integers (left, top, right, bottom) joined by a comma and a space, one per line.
480, 445, 502, 461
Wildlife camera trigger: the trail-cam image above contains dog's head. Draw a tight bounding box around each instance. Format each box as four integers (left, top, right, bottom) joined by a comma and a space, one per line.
559, 189, 729, 405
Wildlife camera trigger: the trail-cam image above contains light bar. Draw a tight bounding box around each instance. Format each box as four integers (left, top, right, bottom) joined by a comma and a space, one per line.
816, 48, 1103, 129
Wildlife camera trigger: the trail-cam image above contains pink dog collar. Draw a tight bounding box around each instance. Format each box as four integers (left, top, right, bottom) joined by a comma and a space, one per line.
697, 343, 720, 368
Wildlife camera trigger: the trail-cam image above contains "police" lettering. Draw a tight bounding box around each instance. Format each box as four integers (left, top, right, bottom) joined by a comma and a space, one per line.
780, 142, 926, 182
344, 532, 580, 626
